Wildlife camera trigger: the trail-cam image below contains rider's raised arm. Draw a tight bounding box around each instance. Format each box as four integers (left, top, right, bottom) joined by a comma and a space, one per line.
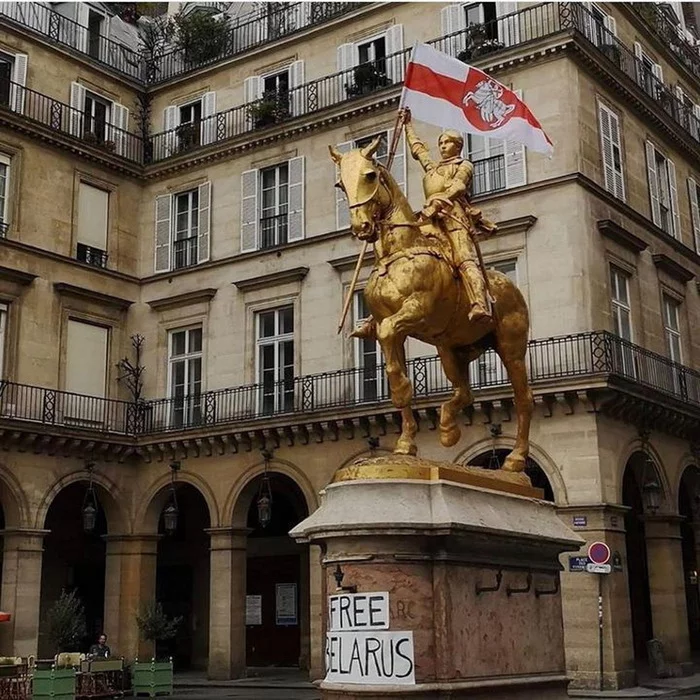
405, 121, 435, 172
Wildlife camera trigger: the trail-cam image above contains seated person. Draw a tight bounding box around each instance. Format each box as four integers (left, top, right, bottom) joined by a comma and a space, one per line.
88, 633, 111, 659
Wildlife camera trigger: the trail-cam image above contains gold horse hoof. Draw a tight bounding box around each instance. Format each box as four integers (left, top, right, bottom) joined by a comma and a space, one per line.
394, 441, 418, 456
502, 455, 526, 473
439, 424, 461, 447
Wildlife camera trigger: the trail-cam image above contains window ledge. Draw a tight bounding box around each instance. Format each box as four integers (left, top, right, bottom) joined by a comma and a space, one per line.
147, 288, 218, 312
53, 282, 134, 310
597, 220, 648, 253
233, 266, 309, 292
328, 250, 376, 273
652, 254, 695, 283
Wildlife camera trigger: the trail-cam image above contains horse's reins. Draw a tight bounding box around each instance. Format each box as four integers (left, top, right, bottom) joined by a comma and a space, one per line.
336, 112, 407, 334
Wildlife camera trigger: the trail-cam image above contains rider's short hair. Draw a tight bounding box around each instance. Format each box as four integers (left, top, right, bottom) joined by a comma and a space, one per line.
439, 130, 464, 151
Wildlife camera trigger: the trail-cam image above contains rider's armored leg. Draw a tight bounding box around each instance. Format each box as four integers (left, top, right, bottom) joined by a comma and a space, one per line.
458, 260, 491, 322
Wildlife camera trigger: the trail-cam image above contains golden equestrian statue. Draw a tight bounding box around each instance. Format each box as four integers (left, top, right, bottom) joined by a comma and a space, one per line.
330, 108, 533, 473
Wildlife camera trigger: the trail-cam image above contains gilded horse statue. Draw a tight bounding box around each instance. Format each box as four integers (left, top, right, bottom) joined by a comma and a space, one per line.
329, 137, 533, 473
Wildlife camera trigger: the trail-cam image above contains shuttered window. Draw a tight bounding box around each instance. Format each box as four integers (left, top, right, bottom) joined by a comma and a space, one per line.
0, 154, 9, 233
336, 25, 404, 87
598, 103, 625, 201
168, 326, 203, 429
687, 177, 700, 254
154, 182, 211, 273
662, 295, 682, 364
77, 182, 109, 252
65, 320, 108, 398
645, 141, 680, 239
0, 303, 6, 378
240, 157, 304, 252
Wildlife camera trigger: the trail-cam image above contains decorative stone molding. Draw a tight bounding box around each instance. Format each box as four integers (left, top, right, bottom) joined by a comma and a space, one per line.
652, 254, 694, 284
598, 220, 648, 253
233, 266, 309, 292
146, 288, 218, 311
328, 251, 376, 273
53, 282, 134, 310
0, 266, 37, 286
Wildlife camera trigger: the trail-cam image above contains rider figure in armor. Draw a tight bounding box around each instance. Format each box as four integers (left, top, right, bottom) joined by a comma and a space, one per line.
352, 108, 496, 339
402, 107, 496, 323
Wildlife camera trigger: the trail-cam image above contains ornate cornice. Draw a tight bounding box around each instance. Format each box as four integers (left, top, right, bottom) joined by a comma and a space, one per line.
233, 266, 309, 291
146, 288, 218, 311
53, 282, 135, 310
597, 220, 648, 253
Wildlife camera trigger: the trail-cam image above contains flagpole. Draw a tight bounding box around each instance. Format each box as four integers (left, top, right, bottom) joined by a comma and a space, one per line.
336, 108, 407, 335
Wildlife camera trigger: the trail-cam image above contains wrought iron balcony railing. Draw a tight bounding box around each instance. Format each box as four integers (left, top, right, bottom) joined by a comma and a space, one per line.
628, 3, 700, 82
472, 155, 506, 196
172, 235, 199, 270
0, 79, 143, 164
0, 221, 8, 238
569, 4, 700, 147
0, 2, 363, 84
0, 332, 697, 437
76, 243, 108, 268
0, 2, 142, 80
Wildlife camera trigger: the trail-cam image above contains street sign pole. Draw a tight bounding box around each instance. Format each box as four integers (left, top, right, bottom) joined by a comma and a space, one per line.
598, 573, 603, 692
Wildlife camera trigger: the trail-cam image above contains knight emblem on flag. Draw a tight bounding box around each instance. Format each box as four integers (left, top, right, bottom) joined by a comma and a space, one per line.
462, 78, 516, 129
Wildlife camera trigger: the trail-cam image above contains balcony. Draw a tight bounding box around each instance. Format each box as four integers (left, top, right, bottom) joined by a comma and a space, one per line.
0, 332, 697, 443
0, 2, 142, 81
0, 2, 363, 85
0, 79, 143, 164
76, 243, 108, 268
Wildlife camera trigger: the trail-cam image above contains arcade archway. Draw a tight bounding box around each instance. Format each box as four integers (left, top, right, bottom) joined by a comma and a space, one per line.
238, 472, 310, 668
679, 465, 700, 652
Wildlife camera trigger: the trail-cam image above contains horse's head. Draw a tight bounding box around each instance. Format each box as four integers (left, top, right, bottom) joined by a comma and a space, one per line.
329, 136, 390, 243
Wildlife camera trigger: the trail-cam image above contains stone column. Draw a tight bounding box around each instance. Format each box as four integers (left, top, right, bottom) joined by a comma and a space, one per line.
0, 529, 49, 657
645, 515, 691, 664
557, 506, 635, 690
102, 535, 160, 661
206, 527, 248, 680
308, 543, 325, 681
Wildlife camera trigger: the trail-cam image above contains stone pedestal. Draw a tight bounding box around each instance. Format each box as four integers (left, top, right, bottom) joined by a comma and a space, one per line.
291, 457, 583, 700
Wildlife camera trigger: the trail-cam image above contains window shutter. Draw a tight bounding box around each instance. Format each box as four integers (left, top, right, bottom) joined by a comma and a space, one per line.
75, 2, 89, 52
385, 24, 404, 82
287, 156, 305, 242
163, 105, 178, 157
201, 91, 217, 145
335, 141, 353, 231
645, 140, 661, 227
440, 5, 467, 56
290, 60, 305, 118
504, 89, 526, 188
69, 81, 85, 137
667, 157, 681, 239
633, 42, 644, 87
78, 183, 109, 250
652, 62, 663, 84
388, 129, 407, 196
197, 182, 211, 263
692, 104, 700, 142
244, 76, 262, 104
581, 1, 594, 42
337, 43, 355, 72
688, 178, 700, 253
604, 14, 617, 36
240, 169, 259, 253
496, 2, 520, 46
607, 107, 625, 201
598, 104, 615, 195
110, 102, 129, 157
10, 53, 27, 114
154, 194, 172, 273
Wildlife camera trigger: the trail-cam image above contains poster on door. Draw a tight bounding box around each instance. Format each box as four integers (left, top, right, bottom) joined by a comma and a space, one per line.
276, 583, 298, 626
246, 595, 262, 626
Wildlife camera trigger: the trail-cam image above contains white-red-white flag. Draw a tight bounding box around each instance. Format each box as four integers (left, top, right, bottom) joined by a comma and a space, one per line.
400, 43, 553, 155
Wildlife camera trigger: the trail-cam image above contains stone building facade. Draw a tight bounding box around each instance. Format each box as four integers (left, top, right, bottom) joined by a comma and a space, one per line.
0, 0, 699, 690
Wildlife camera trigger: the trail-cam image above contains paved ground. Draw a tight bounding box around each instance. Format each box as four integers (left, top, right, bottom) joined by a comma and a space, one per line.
176, 689, 319, 700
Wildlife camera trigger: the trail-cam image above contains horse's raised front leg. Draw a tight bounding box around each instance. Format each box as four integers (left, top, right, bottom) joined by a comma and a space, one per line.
376, 297, 425, 455
436, 345, 473, 448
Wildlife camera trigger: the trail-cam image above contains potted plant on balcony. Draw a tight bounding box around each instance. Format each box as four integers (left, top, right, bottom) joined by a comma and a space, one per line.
457, 23, 504, 62
600, 42, 622, 69
132, 602, 181, 697
345, 61, 390, 97
173, 9, 231, 67
247, 90, 290, 129
175, 121, 198, 152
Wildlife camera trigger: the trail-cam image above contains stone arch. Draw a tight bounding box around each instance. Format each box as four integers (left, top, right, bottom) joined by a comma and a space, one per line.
673, 454, 700, 512
135, 468, 219, 534
0, 464, 30, 528
617, 438, 671, 510
457, 436, 568, 505
225, 457, 318, 528
35, 469, 128, 532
